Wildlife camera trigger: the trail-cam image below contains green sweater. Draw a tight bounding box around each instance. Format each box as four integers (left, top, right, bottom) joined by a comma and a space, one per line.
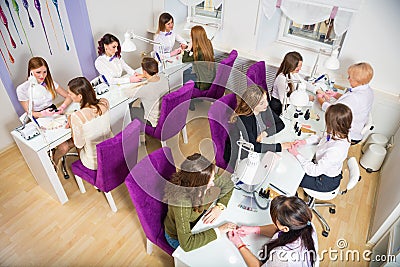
164, 175, 233, 252
182, 48, 216, 91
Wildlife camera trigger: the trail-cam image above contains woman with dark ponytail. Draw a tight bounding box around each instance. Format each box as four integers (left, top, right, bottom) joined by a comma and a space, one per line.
228, 195, 318, 266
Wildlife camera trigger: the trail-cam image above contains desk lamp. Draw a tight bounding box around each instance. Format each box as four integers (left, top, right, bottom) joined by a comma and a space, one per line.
121, 31, 166, 71
231, 133, 279, 212
324, 46, 340, 71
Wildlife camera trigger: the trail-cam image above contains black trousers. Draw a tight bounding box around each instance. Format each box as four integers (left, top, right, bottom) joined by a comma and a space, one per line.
269, 97, 283, 116
299, 173, 342, 192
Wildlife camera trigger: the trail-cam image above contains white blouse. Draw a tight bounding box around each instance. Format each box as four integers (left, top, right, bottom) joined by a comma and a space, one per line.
16, 80, 60, 111
272, 73, 318, 104
153, 31, 187, 58
94, 54, 135, 85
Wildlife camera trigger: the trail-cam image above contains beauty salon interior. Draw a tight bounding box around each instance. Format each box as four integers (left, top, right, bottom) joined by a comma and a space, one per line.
1, 0, 400, 266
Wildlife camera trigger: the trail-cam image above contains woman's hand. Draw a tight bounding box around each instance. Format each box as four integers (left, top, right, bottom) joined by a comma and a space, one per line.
236, 226, 260, 237
227, 230, 244, 247
130, 75, 142, 83
281, 142, 292, 150
40, 108, 55, 117
170, 48, 182, 57
288, 144, 299, 156
256, 131, 268, 143
293, 139, 306, 147
202, 205, 223, 224
218, 223, 237, 234
180, 43, 188, 50
308, 94, 315, 101
55, 104, 67, 115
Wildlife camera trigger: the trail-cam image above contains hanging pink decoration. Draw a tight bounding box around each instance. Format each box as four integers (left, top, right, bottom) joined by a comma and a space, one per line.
45, 0, 61, 50
0, 47, 12, 76
51, 0, 69, 51
22, 0, 34, 28
12, 0, 33, 56
4, 0, 23, 45
34, 0, 52, 55
0, 5, 16, 48
0, 29, 14, 63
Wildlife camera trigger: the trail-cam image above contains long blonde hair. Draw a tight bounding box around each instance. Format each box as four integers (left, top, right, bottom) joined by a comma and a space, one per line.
230, 85, 266, 123
191, 25, 214, 63
27, 57, 56, 99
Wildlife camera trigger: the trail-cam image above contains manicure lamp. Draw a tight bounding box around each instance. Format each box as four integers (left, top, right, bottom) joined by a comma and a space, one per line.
324, 46, 340, 70
121, 31, 166, 71
231, 133, 279, 212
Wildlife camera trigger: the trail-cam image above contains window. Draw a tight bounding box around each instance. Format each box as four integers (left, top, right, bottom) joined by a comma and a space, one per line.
189, 0, 222, 24
278, 17, 346, 52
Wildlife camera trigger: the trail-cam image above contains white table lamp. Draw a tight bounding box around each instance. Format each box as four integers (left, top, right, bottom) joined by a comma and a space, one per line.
324, 47, 340, 70
289, 82, 309, 112
121, 32, 137, 52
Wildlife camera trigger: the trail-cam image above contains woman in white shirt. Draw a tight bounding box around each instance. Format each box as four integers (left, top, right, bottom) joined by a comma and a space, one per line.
228, 196, 318, 267
94, 33, 142, 85
271, 51, 324, 115
68, 77, 113, 170
16, 57, 74, 167
289, 103, 353, 192
153, 12, 187, 58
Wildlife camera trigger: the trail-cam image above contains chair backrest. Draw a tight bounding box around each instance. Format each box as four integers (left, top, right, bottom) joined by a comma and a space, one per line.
95, 119, 141, 192
346, 157, 361, 192
145, 81, 194, 141
208, 93, 237, 173
246, 61, 268, 93
125, 147, 176, 255
198, 49, 238, 99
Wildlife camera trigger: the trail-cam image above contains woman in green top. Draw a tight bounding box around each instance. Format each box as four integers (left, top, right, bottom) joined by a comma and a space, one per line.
164, 153, 236, 252
182, 25, 216, 92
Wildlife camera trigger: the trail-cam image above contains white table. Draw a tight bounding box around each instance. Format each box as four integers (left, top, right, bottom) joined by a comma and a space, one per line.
172, 102, 325, 267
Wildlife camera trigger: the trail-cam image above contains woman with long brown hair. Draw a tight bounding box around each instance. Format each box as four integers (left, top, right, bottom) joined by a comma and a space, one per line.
182, 25, 215, 92
16, 57, 74, 167
164, 153, 236, 252
228, 195, 318, 266
68, 77, 113, 170
289, 103, 353, 192
223, 85, 291, 169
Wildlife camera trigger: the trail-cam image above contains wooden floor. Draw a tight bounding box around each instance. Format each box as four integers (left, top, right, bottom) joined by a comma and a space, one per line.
0, 102, 379, 266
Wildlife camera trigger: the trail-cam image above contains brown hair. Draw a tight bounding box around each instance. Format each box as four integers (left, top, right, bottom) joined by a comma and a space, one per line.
141, 57, 159, 76
230, 85, 266, 123
348, 62, 374, 85
27, 57, 56, 99
264, 196, 316, 265
97, 33, 121, 58
157, 12, 173, 33
164, 153, 215, 213
68, 77, 104, 115
276, 51, 303, 94
325, 103, 353, 141
190, 25, 214, 63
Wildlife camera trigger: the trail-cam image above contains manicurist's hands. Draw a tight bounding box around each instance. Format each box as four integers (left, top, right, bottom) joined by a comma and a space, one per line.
236, 226, 260, 237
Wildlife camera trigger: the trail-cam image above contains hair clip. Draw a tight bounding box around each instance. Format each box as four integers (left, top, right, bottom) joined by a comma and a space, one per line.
326, 134, 331, 141
306, 221, 311, 226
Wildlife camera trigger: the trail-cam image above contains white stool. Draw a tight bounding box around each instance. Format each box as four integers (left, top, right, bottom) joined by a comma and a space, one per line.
362, 133, 388, 153
360, 144, 387, 173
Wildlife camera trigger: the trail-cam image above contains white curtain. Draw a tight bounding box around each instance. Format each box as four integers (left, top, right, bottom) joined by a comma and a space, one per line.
179, 0, 222, 8
261, 0, 362, 36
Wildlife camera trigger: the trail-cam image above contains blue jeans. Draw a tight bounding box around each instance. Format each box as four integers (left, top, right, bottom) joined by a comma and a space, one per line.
165, 232, 180, 249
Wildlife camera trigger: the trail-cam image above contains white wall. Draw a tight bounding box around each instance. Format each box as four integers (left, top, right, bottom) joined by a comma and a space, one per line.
0, 81, 19, 152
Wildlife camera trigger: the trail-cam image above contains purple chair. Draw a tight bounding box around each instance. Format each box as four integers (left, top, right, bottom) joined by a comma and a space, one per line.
125, 147, 176, 255
246, 61, 269, 97
71, 119, 141, 212
145, 81, 194, 147
208, 93, 237, 173
191, 49, 238, 101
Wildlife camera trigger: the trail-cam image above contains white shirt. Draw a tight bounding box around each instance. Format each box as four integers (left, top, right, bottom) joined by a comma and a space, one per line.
94, 54, 135, 85
153, 31, 187, 58
295, 133, 350, 177
16, 80, 60, 111
262, 224, 319, 267
322, 84, 374, 140
272, 73, 318, 104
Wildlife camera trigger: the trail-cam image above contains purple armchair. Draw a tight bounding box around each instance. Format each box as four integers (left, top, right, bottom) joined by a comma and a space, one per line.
191, 49, 238, 101
246, 61, 269, 98
71, 119, 141, 212
208, 93, 237, 173
125, 147, 176, 255
145, 81, 194, 147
